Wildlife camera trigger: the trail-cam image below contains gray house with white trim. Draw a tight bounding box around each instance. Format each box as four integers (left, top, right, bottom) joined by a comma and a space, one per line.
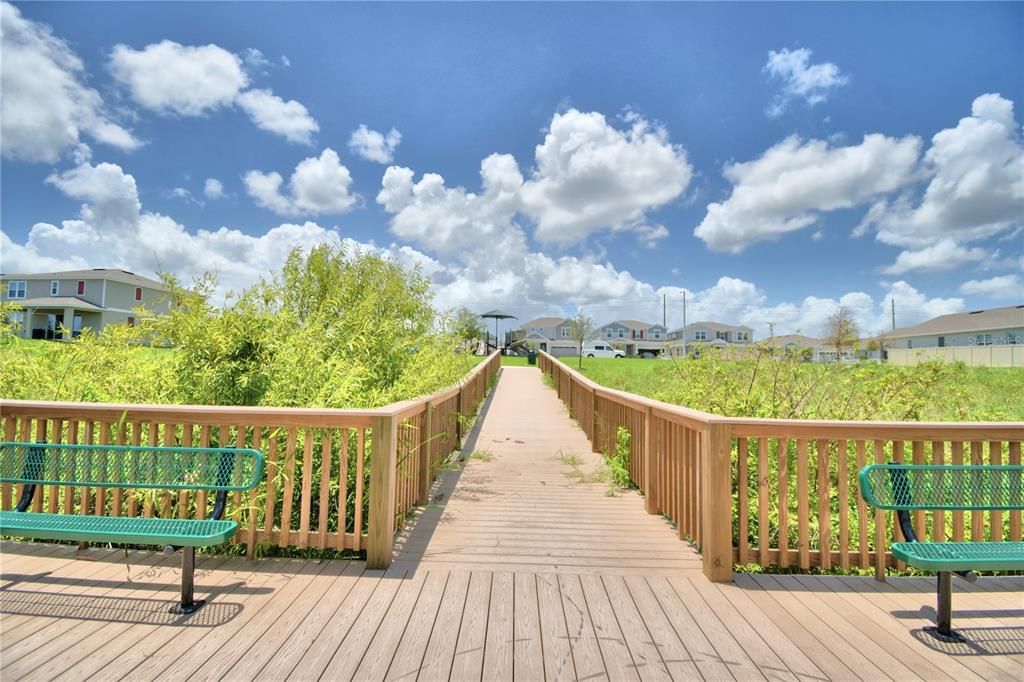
1, 269, 170, 339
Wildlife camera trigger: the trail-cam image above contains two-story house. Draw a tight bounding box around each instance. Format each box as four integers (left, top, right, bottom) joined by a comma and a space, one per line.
1, 269, 170, 339
596, 320, 668, 357
506, 316, 580, 356
666, 321, 754, 356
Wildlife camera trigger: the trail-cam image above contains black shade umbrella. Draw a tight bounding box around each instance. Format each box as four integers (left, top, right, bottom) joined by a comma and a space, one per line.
480, 309, 517, 351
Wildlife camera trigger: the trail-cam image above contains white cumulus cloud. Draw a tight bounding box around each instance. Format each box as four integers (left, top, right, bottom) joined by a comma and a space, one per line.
857, 93, 1024, 260
520, 109, 692, 244
0, 2, 140, 162
959, 275, 1023, 300
694, 133, 921, 252
881, 238, 992, 275
348, 125, 402, 163
235, 89, 319, 145
109, 40, 248, 116
764, 47, 849, 117
245, 148, 358, 217
107, 38, 318, 145
377, 153, 524, 259
204, 178, 225, 200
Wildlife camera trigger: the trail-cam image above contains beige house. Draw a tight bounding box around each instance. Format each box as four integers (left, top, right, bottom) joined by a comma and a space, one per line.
666, 321, 754, 356
1, 269, 170, 339
883, 304, 1024, 366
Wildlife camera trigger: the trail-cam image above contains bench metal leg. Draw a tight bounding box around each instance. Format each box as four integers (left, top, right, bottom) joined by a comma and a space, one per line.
925, 571, 965, 642
936, 571, 952, 636
170, 547, 205, 614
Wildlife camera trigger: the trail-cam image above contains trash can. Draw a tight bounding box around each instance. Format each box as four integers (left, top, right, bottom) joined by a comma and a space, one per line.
527, 349, 537, 365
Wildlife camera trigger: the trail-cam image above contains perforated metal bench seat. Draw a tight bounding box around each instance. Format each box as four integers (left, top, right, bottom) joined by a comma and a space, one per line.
0, 511, 238, 547
893, 541, 1024, 572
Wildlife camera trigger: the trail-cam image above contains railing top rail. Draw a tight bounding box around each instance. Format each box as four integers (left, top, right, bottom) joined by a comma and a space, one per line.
539, 351, 1024, 439
0, 350, 501, 428
539, 350, 718, 427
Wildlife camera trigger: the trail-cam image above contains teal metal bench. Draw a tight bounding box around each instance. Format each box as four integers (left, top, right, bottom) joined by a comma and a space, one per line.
859, 464, 1024, 640
0, 441, 264, 613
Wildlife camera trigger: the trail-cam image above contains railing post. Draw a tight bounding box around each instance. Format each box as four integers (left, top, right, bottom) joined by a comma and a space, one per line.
455, 385, 464, 443
643, 406, 657, 514
367, 414, 398, 569
418, 402, 434, 505
701, 421, 733, 582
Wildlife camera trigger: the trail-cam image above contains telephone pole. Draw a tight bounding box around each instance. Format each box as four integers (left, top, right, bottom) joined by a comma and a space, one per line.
891, 298, 896, 331
768, 321, 776, 338
662, 293, 666, 328
682, 291, 688, 355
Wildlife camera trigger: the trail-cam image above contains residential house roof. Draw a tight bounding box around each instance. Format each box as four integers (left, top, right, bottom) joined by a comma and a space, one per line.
1, 268, 166, 289
884, 305, 1024, 339
13, 296, 105, 311
668, 320, 753, 335
762, 334, 821, 348
607, 319, 663, 331
520, 317, 567, 329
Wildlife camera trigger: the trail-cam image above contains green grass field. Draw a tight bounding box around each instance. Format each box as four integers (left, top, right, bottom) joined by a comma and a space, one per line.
563, 356, 1024, 421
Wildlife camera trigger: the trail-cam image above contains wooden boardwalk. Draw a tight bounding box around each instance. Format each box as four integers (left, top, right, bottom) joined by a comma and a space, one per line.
2, 366, 1023, 680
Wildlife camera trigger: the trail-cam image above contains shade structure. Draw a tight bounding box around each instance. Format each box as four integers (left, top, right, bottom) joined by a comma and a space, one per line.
479, 309, 517, 352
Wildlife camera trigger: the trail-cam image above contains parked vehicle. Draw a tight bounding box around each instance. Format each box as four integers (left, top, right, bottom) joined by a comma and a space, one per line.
583, 342, 625, 358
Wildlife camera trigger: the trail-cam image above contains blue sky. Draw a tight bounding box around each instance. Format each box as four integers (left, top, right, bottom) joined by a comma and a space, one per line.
2, 1, 1022, 337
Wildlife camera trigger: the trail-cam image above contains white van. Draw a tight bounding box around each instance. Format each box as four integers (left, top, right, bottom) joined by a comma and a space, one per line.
582, 342, 625, 358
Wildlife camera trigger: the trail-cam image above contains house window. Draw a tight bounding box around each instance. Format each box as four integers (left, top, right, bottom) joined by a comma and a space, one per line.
50, 280, 60, 296
77, 280, 86, 295
737, 331, 749, 342
938, 336, 945, 347
717, 331, 728, 340
694, 331, 706, 341
605, 329, 612, 338
907, 340, 913, 349
618, 329, 624, 338
653, 330, 661, 339
135, 287, 143, 302
561, 327, 569, 338
127, 316, 135, 327
6, 280, 26, 299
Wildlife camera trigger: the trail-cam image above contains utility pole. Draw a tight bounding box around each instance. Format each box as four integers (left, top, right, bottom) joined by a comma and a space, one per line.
891, 298, 896, 331
682, 291, 688, 355
662, 294, 666, 328
768, 321, 776, 338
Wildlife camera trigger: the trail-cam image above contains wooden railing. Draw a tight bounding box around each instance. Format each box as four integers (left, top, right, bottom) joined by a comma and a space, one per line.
540, 351, 1024, 582
0, 351, 500, 569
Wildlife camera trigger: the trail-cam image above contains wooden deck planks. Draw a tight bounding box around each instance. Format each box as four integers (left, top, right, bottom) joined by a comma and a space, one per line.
4, 373, 1024, 681
536, 573, 577, 682
481, 571, 514, 681
449, 571, 491, 682
416, 571, 470, 681
8, 556, 234, 681
393, 367, 703, 578
385, 570, 450, 681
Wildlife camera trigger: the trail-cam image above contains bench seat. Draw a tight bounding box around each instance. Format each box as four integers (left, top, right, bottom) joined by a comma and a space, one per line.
893, 541, 1024, 572
0, 511, 237, 547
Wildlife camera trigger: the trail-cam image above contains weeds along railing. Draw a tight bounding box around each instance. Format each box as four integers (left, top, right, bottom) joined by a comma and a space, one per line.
539, 351, 1024, 582
0, 351, 501, 569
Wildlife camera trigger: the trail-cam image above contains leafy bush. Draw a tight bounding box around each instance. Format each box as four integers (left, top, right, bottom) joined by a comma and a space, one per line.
0, 244, 478, 408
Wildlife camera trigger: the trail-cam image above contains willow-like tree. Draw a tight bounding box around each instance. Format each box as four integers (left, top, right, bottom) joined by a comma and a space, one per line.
569, 310, 596, 369
824, 306, 859, 362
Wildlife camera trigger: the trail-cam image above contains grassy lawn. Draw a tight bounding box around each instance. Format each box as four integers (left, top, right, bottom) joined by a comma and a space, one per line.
562, 356, 1024, 421
500, 355, 538, 367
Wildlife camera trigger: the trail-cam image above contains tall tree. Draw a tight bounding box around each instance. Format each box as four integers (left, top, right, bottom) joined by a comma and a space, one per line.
824, 306, 859, 361
451, 307, 485, 350
568, 310, 596, 369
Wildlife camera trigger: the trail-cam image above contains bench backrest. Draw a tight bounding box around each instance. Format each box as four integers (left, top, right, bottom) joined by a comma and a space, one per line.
0, 442, 265, 492
859, 464, 1024, 511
